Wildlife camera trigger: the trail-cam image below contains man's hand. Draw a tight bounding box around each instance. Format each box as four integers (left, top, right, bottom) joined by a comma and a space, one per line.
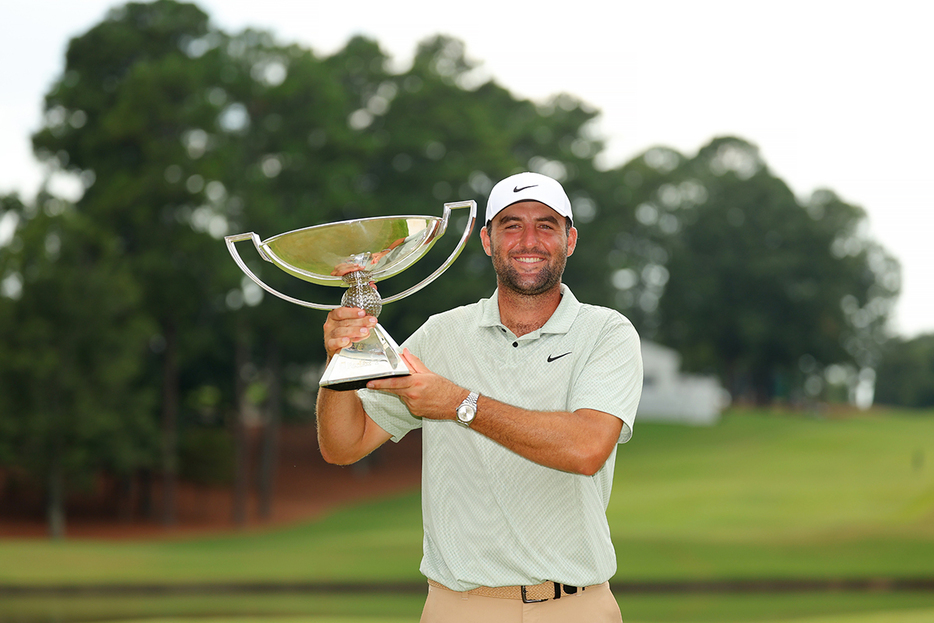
366, 349, 467, 420
323, 307, 378, 360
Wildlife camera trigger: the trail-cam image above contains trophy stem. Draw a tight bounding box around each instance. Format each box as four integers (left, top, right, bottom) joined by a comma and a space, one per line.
340, 270, 382, 318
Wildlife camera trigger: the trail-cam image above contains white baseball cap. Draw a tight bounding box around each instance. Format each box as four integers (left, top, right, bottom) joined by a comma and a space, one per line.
485, 172, 573, 225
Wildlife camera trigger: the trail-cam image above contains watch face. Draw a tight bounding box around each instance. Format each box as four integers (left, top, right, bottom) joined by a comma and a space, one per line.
457, 405, 475, 423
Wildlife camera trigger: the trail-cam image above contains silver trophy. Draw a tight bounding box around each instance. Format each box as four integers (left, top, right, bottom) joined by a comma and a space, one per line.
225, 200, 476, 391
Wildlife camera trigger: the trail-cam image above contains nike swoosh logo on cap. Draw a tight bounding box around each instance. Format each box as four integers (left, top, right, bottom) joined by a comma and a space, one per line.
514, 184, 538, 192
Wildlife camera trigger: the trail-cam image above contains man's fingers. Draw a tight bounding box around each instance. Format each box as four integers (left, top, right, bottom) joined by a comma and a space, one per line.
328, 323, 373, 349
326, 309, 377, 330
401, 348, 429, 374
367, 375, 412, 392
330, 306, 368, 320
324, 308, 378, 355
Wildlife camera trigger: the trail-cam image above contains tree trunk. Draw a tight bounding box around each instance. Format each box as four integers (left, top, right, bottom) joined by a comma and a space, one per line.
119, 474, 134, 522
138, 468, 153, 519
232, 317, 249, 526
753, 368, 773, 405
161, 321, 179, 527
257, 339, 281, 520
47, 457, 65, 540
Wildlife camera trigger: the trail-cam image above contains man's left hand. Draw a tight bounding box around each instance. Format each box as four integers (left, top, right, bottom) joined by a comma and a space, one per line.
366, 349, 466, 420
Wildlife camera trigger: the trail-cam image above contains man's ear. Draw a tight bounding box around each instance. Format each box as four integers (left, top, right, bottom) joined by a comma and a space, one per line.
480, 225, 492, 257
566, 226, 578, 257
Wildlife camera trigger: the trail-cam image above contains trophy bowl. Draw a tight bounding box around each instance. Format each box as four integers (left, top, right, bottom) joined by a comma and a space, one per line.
225, 200, 476, 391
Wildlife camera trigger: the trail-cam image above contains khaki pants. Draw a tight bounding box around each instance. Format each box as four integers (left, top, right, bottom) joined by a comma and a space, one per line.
419, 581, 622, 623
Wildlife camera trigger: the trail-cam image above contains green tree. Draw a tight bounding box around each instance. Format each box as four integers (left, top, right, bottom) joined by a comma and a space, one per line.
211, 30, 369, 520
0, 194, 155, 537
874, 334, 934, 408
623, 137, 900, 402
31, 0, 240, 524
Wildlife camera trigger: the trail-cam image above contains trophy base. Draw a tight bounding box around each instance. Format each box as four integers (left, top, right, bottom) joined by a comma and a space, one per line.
319, 324, 411, 391
321, 373, 410, 392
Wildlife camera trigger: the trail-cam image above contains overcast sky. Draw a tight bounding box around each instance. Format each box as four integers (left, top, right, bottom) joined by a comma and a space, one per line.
2, 0, 931, 337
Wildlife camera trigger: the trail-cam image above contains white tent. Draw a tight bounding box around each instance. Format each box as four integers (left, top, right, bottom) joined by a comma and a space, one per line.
637, 341, 730, 425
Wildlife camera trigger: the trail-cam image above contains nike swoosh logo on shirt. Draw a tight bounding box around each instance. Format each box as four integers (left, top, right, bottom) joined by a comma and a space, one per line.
547, 352, 572, 362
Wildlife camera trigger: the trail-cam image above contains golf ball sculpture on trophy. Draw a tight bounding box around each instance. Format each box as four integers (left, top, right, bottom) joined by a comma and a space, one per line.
225, 200, 476, 391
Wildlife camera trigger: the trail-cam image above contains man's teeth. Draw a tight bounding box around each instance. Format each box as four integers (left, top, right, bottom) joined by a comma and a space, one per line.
516, 257, 540, 263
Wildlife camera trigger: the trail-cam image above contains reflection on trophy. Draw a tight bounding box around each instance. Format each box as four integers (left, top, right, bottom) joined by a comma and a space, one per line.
225, 200, 476, 391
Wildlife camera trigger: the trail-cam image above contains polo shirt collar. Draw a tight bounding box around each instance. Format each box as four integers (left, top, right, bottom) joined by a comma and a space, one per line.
479, 283, 581, 336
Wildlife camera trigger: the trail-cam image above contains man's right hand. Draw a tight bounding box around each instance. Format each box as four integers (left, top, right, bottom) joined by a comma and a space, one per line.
323, 307, 378, 360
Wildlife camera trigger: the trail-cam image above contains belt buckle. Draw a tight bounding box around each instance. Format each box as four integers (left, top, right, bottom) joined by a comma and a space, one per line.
520, 585, 549, 603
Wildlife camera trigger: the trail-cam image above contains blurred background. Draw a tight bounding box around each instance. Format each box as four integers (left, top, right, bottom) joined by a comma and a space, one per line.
1, 1, 932, 622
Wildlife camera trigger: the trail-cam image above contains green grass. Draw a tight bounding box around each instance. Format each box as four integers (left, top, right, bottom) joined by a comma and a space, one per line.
3, 409, 932, 585
608, 408, 934, 580
615, 408, 934, 540
0, 492, 426, 585
2, 408, 933, 622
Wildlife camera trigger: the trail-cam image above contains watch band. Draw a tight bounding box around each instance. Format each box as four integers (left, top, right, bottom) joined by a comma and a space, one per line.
456, 391, 479, 427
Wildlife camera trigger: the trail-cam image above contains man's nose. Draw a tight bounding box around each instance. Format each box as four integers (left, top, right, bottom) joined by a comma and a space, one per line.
519, 225, 540, 247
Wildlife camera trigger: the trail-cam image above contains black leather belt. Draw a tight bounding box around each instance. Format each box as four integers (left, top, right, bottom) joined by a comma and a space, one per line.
428, 579, 587, 602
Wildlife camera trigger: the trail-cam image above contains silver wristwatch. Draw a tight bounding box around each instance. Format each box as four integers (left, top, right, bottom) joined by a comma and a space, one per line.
456, 391, 479, 427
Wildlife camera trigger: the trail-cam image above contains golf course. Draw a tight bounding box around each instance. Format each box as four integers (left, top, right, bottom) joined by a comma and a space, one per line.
2, 408, 933, 622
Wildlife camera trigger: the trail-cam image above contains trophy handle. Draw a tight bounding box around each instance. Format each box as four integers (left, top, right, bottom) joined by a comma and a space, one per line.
225, 232, 339, 311
380, 200, 476, 305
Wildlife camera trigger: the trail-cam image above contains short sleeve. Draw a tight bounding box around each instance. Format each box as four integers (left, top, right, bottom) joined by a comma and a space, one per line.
568, 314, 643, 443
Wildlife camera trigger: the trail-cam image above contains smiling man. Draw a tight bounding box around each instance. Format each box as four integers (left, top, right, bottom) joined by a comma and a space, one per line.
316, 172, 643, 622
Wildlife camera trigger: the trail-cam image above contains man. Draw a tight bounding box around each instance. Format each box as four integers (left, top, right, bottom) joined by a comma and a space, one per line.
316, 172, 643, 622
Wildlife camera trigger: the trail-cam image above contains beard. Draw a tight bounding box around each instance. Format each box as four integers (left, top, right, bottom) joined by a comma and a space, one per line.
490, 242, 568, 296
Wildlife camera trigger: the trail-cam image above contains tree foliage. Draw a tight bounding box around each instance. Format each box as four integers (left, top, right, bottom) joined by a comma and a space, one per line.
874, 334, 934, 408
0, 194, 155, 536
608, 137, 899, 402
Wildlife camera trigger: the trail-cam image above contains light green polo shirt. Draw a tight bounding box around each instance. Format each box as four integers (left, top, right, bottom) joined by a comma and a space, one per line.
357, 284, 643, 591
